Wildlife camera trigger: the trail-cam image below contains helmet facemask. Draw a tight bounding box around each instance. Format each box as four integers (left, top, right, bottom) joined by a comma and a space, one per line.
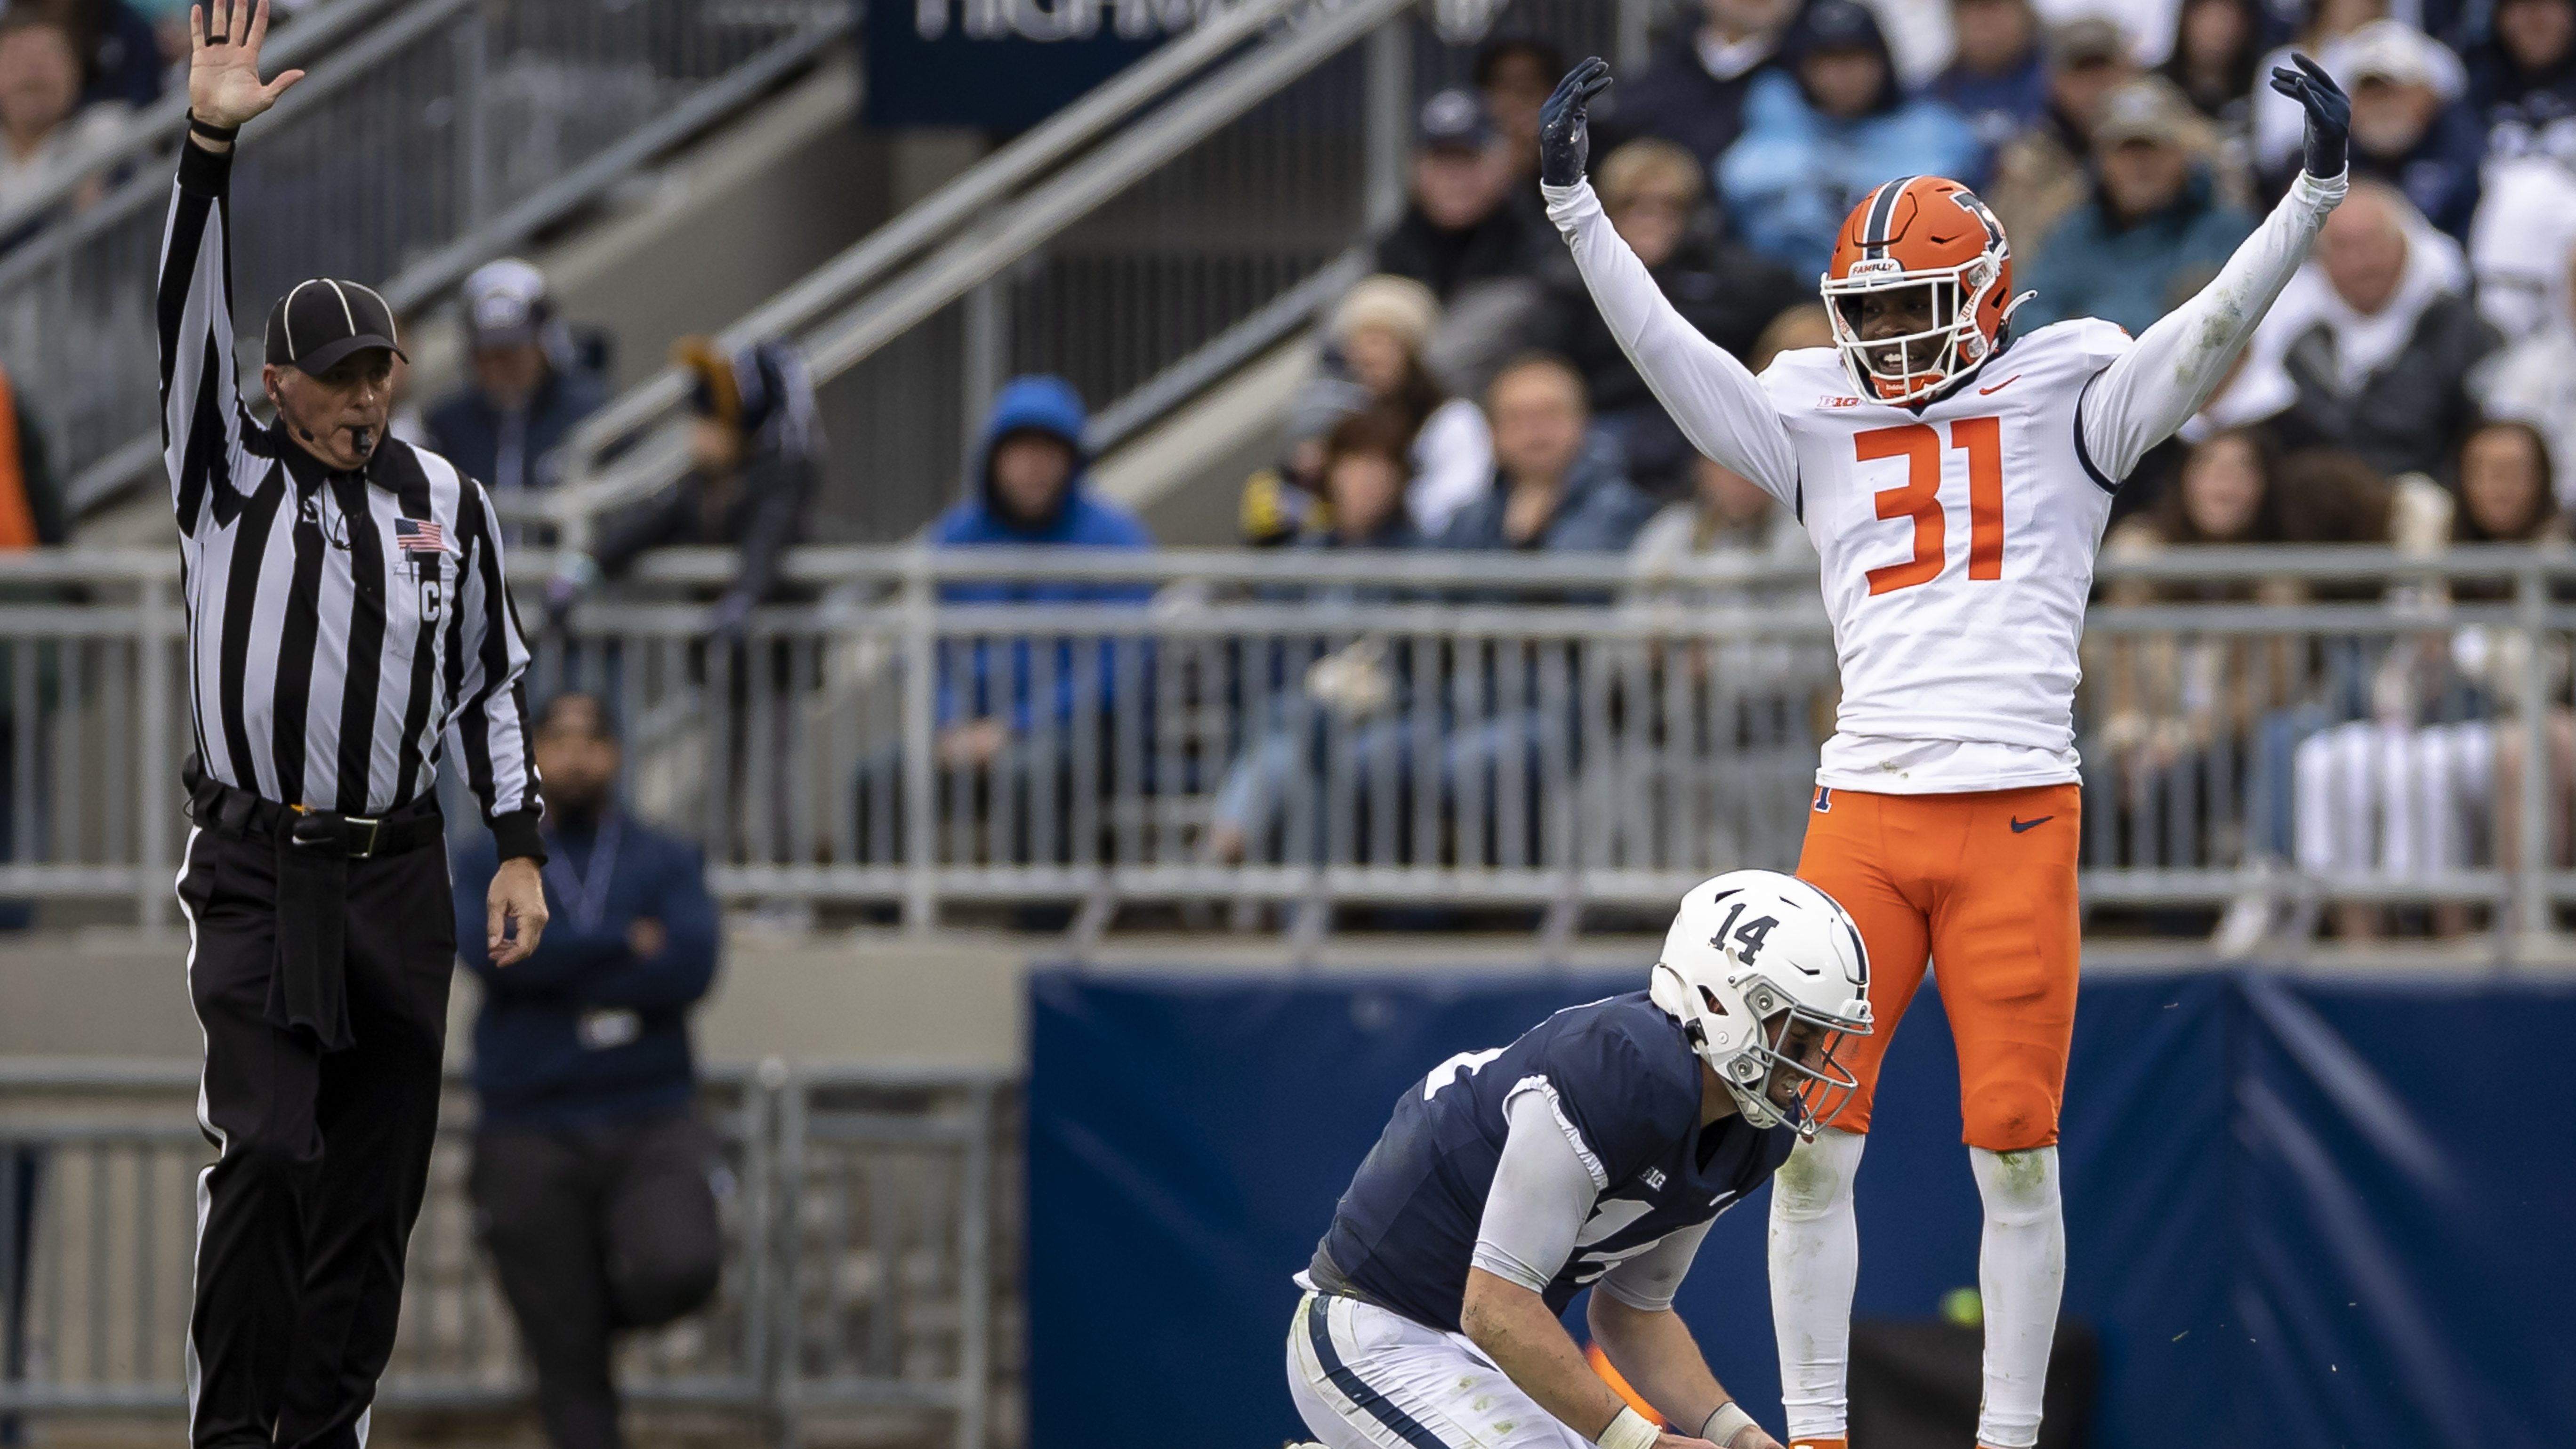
1821, 254, 2007, 405
1664, 967, 1872, 1141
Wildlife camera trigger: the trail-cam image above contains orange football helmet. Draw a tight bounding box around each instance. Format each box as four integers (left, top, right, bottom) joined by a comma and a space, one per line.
1821, 175, 2026, 404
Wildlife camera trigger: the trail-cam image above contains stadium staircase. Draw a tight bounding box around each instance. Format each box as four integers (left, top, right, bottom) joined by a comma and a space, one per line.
536, 0, 1644, 550
8, 0, 858, 531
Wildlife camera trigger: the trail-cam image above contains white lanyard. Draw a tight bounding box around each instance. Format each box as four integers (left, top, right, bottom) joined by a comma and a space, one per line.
542, 814, 622, 933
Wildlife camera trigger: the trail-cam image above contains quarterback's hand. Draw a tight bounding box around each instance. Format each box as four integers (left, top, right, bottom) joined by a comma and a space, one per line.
1722, 1427, 1783, 1449
1539, 56, 1612, 188
188, 0, 302, 137
1650, 1434, 1721, 1449
2269, 51, 2349, 179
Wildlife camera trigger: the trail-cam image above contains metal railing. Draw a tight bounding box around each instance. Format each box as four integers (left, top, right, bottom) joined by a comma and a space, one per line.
11, 544, 2576, 939
0, 1059, 1011, 1447
4, 0, 853, 517
535, 0, 1646, 547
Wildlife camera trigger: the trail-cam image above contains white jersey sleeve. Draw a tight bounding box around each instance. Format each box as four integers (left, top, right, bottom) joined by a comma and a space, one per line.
2077, 169, 2347, 481
1544, 178, 1801, 506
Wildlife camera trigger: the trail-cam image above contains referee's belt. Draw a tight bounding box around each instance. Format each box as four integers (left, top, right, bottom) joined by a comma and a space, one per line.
180, 755, 444, 858
180, 755, 445, 1053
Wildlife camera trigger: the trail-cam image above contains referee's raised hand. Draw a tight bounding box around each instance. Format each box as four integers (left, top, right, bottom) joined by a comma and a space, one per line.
188, 0, 302, 140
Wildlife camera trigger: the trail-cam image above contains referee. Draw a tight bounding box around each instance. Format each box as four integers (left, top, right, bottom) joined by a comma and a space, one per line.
159, 6, 551, 1446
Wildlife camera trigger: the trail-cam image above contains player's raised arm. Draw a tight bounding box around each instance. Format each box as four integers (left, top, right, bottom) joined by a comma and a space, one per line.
1538, 59, 1801, 508
2079, 55, 2350, 480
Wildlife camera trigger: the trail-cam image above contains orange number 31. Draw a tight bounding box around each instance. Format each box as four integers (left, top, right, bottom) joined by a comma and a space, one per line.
1858, 418, 2004, 596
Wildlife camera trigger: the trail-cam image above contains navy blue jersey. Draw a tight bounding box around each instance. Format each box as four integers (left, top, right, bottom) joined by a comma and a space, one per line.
1308, 991, 1794, 1332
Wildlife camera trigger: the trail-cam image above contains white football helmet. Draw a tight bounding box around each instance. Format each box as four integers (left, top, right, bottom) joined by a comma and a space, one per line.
1649, 870, 1873, 1140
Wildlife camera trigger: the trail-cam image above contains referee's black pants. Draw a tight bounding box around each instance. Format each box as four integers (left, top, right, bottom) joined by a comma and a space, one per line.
177, 823, 456, 1449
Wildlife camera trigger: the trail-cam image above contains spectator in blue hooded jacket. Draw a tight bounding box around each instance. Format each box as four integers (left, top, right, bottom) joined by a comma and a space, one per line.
1719, 0, 1982, 279
924, 375, 1153, 777
2018, 77, 2256, 334
453, 691, 723, 1449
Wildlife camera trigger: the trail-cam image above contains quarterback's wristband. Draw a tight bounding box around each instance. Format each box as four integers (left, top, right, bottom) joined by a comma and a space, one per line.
186, 112, 239, 143
1701, 1403, 1755, 1446
1598, 1407, 1659, 1449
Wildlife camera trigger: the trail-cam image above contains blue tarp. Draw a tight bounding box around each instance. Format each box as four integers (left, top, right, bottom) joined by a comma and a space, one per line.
1027, 966, 2576, 1449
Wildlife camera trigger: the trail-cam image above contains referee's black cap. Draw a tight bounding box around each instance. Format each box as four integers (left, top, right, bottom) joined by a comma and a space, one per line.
264, 278, 407, 376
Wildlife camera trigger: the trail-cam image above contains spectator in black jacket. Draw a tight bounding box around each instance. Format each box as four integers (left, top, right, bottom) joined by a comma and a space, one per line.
2270, 180, 2500, 482
547, 338, 817, 640
1594, 0, 1802, 176
423, 258, 609, 542
1538, 137, 1803, 495
2469, 0, 2576, 153
1473, 33, 1563, 198
453, 691, 723, 1449
1371, 89, 1547, 304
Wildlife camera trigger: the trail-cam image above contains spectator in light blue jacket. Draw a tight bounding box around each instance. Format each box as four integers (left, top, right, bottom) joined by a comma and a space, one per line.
2018, 77, 2256, 335
1718, 0, 1980, 280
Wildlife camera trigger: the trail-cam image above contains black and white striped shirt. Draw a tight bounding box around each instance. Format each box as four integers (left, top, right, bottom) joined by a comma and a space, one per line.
157, 141, 545, 860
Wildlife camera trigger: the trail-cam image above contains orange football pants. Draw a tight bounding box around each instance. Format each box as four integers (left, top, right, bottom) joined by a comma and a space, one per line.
1793, 782, 2081, 1151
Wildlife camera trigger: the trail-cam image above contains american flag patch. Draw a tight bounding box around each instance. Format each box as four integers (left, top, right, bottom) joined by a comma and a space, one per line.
393, 517, 447, 554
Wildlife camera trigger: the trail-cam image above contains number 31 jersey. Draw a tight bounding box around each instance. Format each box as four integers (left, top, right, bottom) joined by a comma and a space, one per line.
1757, 320, 2131, 794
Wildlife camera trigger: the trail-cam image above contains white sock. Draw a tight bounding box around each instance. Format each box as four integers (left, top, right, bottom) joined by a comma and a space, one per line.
1969, 1145, 2065, 1449
1768, 1127, 1865, 1442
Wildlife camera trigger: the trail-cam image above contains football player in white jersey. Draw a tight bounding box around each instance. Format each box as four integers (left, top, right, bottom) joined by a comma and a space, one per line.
1532, 51, 2353, 1449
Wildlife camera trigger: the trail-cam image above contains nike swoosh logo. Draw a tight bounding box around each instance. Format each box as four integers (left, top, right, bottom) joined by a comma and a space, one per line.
2011, 815, 2053, 833
1979, 373, 2022, 395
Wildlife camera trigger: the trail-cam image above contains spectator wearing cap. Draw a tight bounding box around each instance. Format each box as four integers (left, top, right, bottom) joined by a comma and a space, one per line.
423, 258, 610, 540
2335, 19, 2485, 238
0, 11, 128, 230
2251, 0, 2465, 177
1328, 274, 1493, 538
1592, 0, 1800, 179
1718, 0, 1979, 278
1934, 0, 2051, 177
547, 339, 818, 641
2018, 76, 2255, 334
1473, 34, 1564, 195
1537, 137, 1803, 496
2470, 0, 2576, 154
1371, 89, 1547, 305
2256, 179, 2499, 482
1985, 17, 2141, 262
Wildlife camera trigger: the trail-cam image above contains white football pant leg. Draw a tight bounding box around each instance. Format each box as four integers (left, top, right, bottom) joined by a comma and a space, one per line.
1768, 1127, 1865, 1442
1970, 1143, 2064, 1449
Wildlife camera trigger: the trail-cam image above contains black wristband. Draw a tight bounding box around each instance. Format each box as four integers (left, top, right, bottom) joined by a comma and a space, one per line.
186, 113, 239, 143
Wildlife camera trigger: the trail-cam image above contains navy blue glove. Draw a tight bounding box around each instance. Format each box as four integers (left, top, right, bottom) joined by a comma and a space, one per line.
2270, 52, 2349, 178
1538, 56, 1612, 189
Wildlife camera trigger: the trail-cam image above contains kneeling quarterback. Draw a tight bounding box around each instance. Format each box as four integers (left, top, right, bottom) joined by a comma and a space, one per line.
1287, 872, 1871, 1449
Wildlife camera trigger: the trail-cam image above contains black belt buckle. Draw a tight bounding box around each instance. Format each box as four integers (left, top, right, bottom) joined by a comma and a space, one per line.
345, 815, 382, 859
